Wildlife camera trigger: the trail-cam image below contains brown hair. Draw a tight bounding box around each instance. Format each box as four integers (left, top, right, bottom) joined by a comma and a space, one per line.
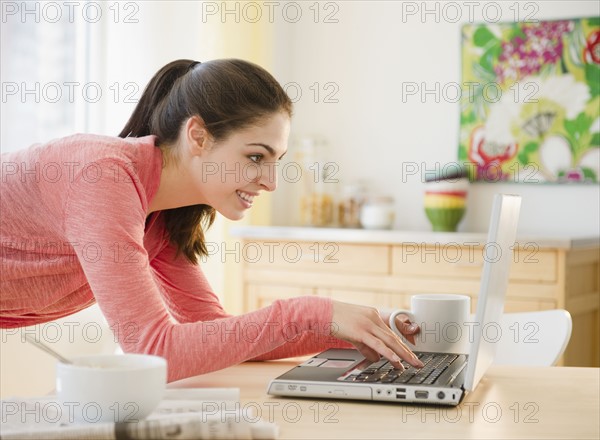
119, 59, 293, 264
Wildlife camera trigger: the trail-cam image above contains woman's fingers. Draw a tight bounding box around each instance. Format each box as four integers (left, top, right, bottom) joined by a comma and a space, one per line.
353, 342, 383, 364
371, 323, 424, 368
330, 301, 424, 369
361, 335, 406, 370
394, 315, 420, 345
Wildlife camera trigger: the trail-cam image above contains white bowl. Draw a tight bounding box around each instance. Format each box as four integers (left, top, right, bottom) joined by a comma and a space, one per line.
56, 354, 166, 424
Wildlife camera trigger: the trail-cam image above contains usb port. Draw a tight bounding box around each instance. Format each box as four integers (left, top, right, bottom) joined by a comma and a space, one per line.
415, 390, 429, 399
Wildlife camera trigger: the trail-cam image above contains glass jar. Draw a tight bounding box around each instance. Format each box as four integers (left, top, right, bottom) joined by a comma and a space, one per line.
337, 182, 365, 228
300, 192, 334, 227
297, 137, 334, 227
359, 196, 395, 230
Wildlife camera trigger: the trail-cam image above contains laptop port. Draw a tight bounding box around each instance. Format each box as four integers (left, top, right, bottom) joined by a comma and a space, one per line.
415, 390, 429, 399
395, 388, 406, 393
396, 394, 406, 399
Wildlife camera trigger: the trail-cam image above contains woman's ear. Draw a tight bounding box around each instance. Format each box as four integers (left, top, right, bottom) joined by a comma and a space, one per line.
185, 116, 212, 155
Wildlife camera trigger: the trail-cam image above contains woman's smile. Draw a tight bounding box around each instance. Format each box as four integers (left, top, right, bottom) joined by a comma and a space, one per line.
236, 190, 256, 208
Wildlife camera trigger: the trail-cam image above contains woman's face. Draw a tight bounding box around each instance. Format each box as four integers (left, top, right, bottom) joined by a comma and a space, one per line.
188, 112, 290, 220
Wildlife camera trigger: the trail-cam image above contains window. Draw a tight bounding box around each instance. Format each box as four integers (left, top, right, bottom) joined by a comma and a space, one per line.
1, 1, 89, 153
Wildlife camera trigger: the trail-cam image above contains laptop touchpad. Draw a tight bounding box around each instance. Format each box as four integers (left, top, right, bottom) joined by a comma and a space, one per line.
320, 360, 355, 368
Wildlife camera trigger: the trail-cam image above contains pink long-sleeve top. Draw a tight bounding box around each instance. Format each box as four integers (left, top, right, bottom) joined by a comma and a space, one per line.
0, 134, 344, 381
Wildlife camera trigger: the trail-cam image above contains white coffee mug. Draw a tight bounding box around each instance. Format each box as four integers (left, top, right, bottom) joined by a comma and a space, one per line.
389, 294, 471, 354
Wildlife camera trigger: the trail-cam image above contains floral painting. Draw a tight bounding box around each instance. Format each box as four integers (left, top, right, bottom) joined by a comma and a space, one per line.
459, 18, 600, 183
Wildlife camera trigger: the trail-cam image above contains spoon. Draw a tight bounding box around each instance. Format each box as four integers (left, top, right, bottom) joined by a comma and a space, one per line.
24, 334, 73, 364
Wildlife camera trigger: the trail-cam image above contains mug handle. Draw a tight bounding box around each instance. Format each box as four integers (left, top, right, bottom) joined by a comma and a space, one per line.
389, 309, 415, 337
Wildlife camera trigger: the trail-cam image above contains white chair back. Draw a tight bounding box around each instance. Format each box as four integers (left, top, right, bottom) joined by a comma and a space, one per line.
493, 309, 572, 366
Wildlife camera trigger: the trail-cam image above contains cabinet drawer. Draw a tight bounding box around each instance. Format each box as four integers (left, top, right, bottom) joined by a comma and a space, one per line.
243, 241, 389, 275
391, 245, 557, 282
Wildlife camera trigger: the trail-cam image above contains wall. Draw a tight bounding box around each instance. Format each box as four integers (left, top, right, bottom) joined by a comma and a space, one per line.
270, 0, 600, 236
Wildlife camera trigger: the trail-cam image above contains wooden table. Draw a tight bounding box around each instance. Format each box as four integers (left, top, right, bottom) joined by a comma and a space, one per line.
170, 359, 600, 439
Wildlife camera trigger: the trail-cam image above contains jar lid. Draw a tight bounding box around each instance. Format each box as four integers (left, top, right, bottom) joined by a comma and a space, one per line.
341, 182, 366, 196
364, 195, 394, 204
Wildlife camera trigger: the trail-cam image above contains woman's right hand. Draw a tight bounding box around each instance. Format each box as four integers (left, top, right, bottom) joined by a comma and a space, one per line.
330, 301, 424, 370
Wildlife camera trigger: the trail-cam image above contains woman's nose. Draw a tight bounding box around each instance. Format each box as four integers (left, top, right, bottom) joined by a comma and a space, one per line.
258, 162, 278, 192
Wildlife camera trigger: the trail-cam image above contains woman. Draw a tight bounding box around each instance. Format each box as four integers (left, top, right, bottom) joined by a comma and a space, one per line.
0, 59, 423, 382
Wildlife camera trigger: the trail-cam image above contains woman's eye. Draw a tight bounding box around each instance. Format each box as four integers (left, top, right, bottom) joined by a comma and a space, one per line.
249, 154, 263, 163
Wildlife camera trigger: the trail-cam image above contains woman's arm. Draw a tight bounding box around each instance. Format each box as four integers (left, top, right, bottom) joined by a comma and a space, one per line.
149, 238, 353, 358
150, 241, 420, 363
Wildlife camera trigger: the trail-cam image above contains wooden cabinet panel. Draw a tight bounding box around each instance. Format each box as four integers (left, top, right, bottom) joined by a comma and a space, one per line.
244, 242, 389, 275
391, 245, 558, 283
565, 309, 599, 368
239, 235, 599, 367
510, 249, 558, 282
317, 288, 395, 309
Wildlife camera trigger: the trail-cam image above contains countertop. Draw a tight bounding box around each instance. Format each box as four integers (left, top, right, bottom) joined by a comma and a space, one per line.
230, 225, 600, 249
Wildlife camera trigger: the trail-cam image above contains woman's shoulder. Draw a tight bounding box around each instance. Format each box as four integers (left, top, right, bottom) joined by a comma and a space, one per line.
57, 132, 157, 153
27, 133, 159, 169
3, 133, 158, 160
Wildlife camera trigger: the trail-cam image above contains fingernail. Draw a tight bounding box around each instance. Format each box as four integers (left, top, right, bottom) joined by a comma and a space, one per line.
392, 356, 406, 371
408, 324, 418, 331
411, 353, 424, 367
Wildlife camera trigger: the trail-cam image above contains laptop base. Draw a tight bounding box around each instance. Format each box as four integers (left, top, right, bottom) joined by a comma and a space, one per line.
268, 349, 469, 406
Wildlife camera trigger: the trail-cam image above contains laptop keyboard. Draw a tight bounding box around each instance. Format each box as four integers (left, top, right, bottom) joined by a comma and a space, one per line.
342, 353, 460, 385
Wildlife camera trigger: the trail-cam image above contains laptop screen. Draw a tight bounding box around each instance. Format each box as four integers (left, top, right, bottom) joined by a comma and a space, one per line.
464, 194, 522, 391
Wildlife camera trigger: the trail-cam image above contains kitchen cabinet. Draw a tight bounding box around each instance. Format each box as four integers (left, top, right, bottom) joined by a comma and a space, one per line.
231, 226, 599, 367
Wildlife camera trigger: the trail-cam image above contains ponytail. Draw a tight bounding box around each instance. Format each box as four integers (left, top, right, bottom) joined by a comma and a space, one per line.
119, 59, 292, 264
119, 60, 198, 138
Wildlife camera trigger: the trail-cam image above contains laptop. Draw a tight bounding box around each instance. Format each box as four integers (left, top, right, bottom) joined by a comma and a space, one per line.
267, 194, 522, 406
